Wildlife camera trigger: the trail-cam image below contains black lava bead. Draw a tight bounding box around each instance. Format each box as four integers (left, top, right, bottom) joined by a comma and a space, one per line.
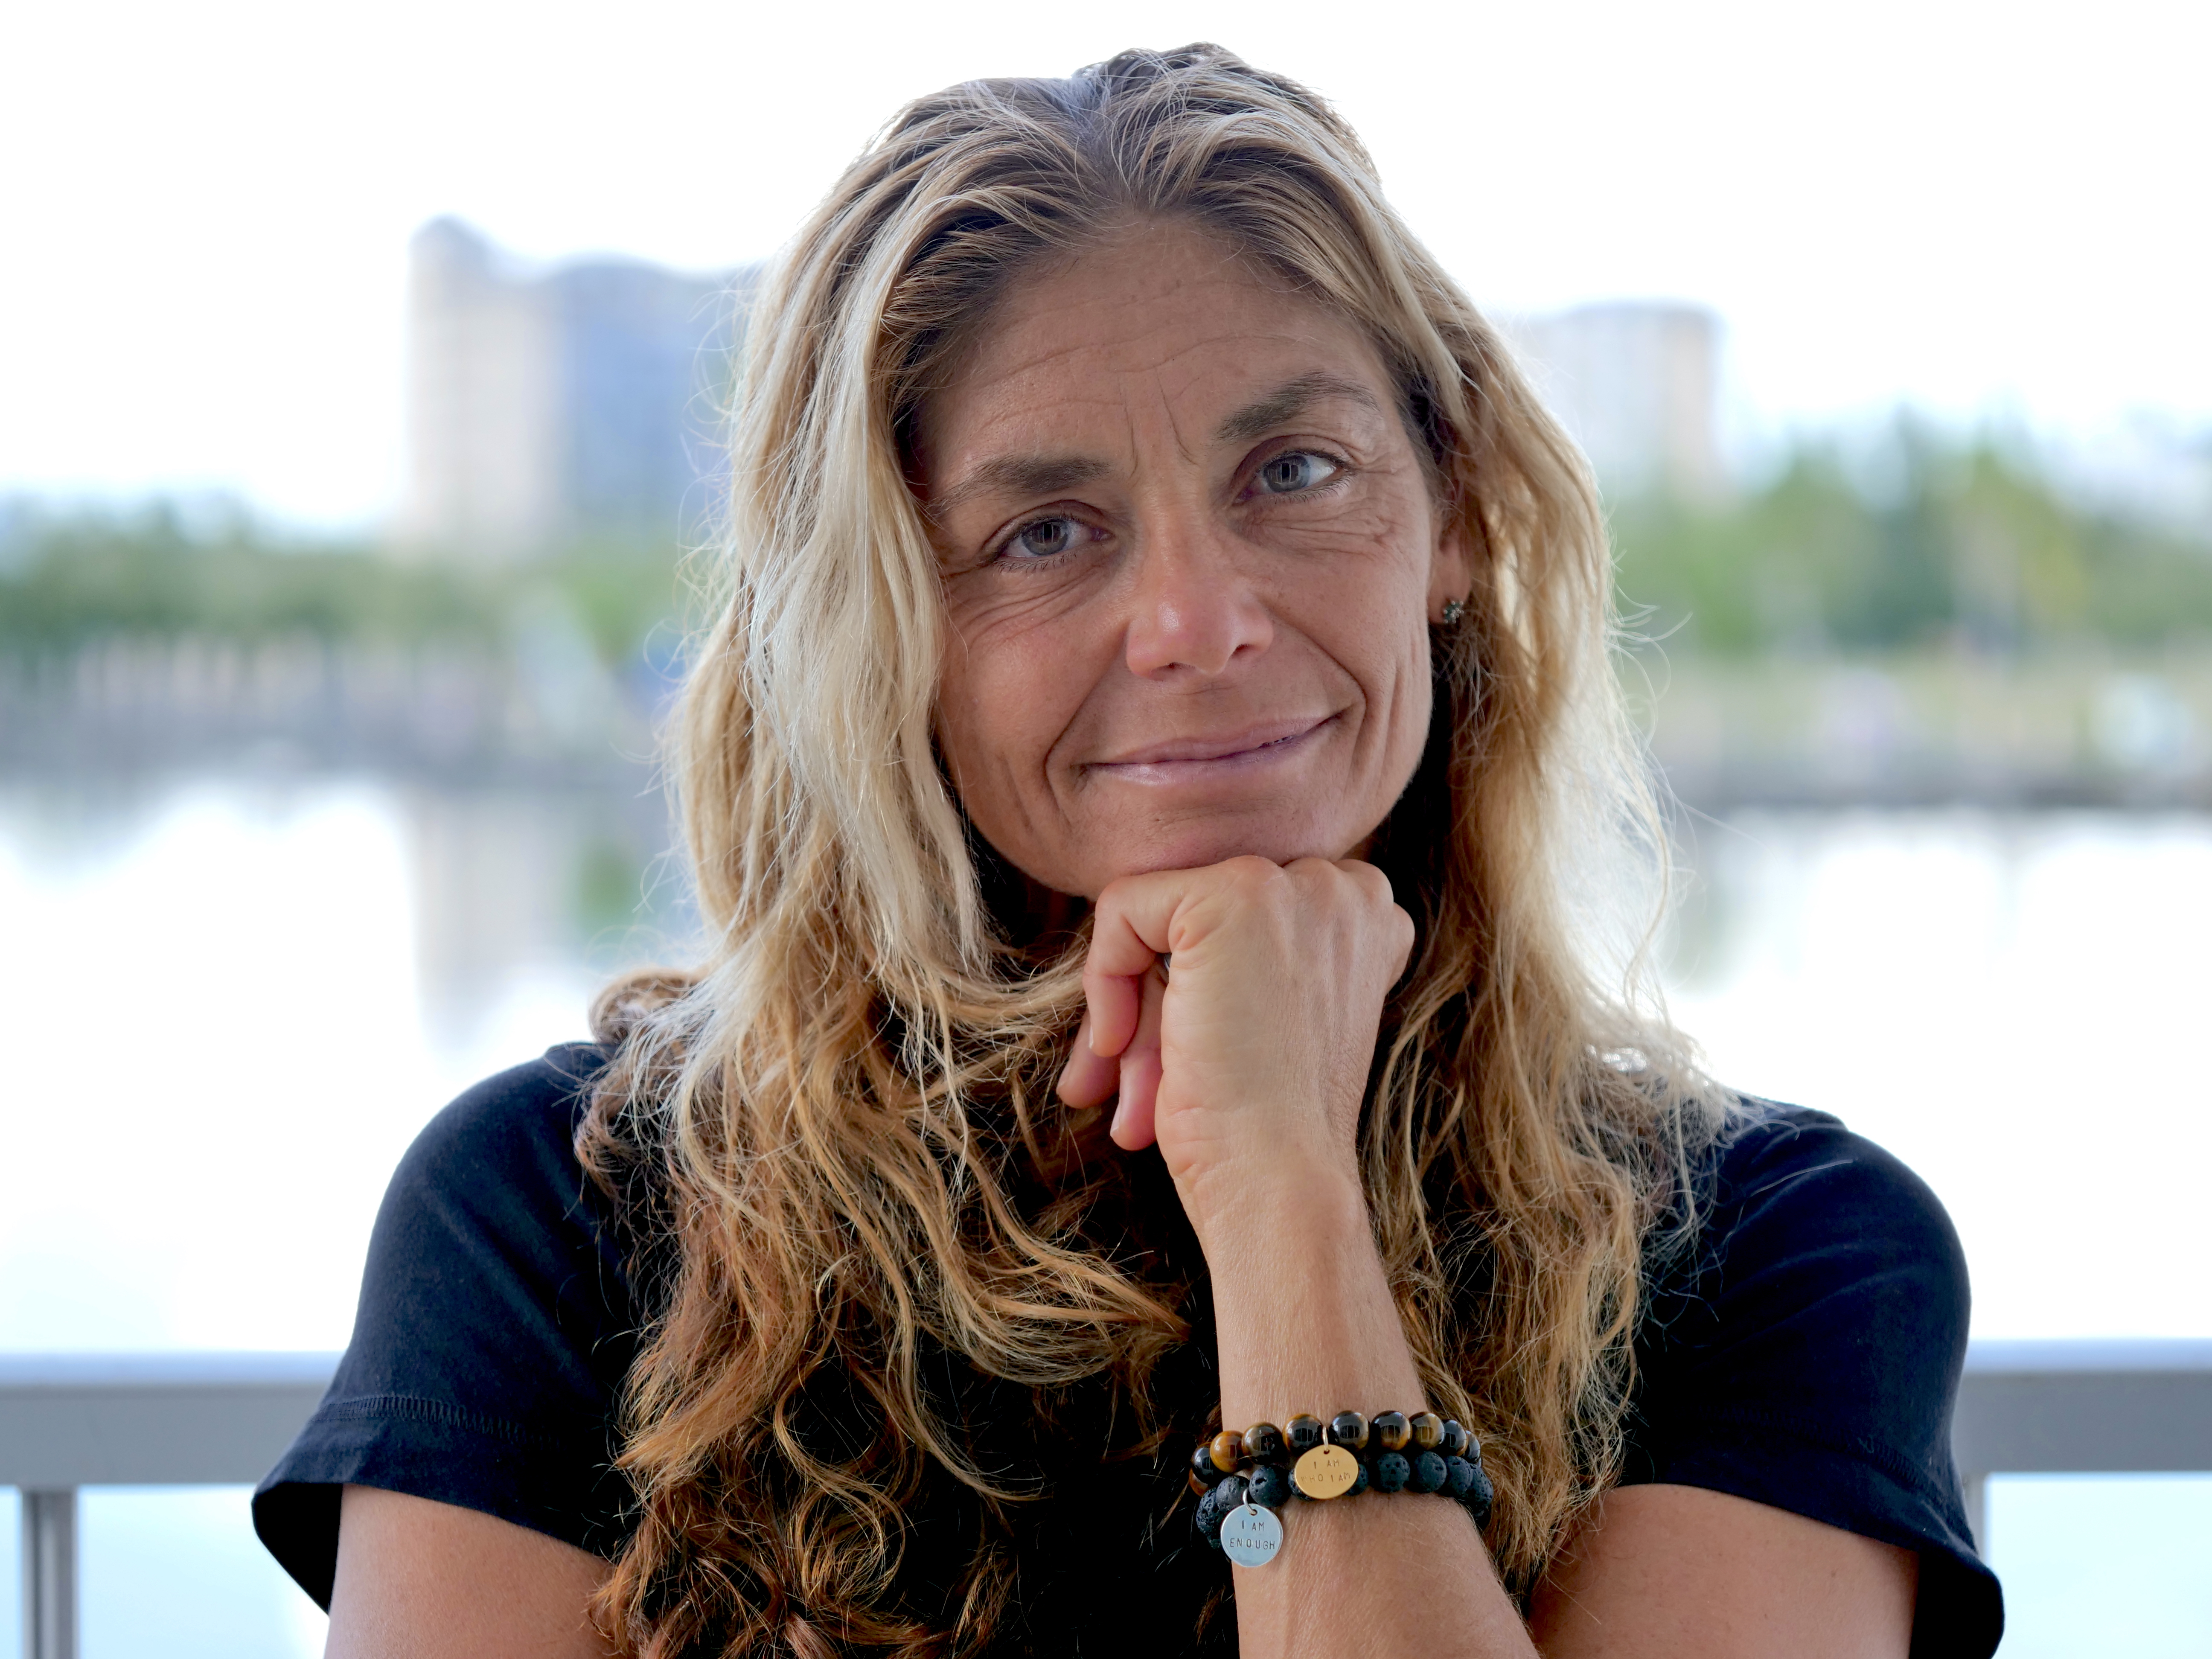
1348, 1460, 1371, 1497
1461, 1464, 1495, 1528
1443, 1455, 1477, 1501
1243, 1421, 1286, 1461
1409, 1450, 1448, 1493
1190, 1441, 1226, 1486
1195, 1483, 1229, 1542
1371, 1452, 1411, 1493
1286, 1414, 1325, 1453
1327, 1410, 1368, 1450
1246, 1464, 1291, 1508
1371, 1410, 1411, 1452
1218, 1473, 1249, 1511
1439, 1419, 1468, 1458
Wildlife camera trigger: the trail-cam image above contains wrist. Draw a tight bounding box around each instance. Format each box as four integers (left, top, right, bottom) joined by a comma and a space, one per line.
1199, 1169, 1427, 1429
1179, 1143, 1366, 1268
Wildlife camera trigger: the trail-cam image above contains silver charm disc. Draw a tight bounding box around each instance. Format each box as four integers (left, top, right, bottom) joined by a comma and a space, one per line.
1219, 1502, 1284, 1569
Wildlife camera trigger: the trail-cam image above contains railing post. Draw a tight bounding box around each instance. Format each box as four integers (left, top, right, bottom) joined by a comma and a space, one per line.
21, 1487, 77, 1659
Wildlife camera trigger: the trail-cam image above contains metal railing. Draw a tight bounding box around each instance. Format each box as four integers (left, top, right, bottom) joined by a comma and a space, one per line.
6, 1341, 2211, 1659
1952, 1339, 2212, 1544
2, 1352, 337, 1659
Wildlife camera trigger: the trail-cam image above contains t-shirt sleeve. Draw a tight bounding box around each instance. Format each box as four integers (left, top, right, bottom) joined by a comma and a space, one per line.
252, 1044, 640, 1609
1624, 1106, 2003, 1659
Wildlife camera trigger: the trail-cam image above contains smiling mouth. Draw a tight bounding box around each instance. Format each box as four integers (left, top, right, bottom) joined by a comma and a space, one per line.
1087, 715, 1337, 781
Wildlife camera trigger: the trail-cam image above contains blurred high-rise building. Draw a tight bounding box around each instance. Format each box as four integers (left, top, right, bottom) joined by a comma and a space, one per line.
401, 219, 748, 556
1507, 302, 1723, 500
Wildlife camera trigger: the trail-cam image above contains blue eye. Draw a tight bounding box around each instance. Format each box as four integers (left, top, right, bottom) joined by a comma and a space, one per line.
1007, 516, 1079, 559
1258, 451, 1341, 494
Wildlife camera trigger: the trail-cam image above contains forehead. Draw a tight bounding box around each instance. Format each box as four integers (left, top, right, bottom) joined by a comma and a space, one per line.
921, 223, 1395, 456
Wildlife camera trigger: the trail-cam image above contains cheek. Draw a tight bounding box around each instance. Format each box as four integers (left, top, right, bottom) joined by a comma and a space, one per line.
934, 604, 1083, 800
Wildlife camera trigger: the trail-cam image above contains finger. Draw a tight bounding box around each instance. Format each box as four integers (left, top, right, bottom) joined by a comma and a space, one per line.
1109, 965, 1167, 1152
1057, 1010, 1120, 1111
1085, 859, 1272, 985
1387, 902, 1417, 980
1085, 968, 1144, 1062
1329, 856, 1396, 905
1081, 871, 1188, 1060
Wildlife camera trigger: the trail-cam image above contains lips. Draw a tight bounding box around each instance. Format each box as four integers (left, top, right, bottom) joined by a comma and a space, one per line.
1089, 714, 1335, 772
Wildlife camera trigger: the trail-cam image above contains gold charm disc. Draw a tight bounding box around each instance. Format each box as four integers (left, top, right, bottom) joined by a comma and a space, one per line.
1294, 1443, 1359, 1499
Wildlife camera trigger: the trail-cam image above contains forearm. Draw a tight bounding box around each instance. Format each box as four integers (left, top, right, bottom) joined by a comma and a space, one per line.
1207, 1167, 1536, 1659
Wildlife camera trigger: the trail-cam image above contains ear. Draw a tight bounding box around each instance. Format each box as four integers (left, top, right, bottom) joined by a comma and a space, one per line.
1426, 511, 1473, 623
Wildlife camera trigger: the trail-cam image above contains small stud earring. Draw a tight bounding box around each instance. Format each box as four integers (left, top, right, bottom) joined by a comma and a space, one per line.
1440, 598, 1466, 625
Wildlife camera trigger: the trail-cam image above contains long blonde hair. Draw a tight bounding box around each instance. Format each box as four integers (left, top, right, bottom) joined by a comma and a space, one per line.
583, 44, 1711, 1656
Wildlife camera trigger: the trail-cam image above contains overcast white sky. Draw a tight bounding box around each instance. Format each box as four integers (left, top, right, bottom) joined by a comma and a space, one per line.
3, 0, 2206, 529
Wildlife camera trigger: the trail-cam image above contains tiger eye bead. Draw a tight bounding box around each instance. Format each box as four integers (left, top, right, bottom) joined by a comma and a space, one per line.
1371, 1410, 1411, 1453
1243, 1422, 1286, 1462
1208, 1429, 1244, 1473
1190, 1442, 1226, 1486
1439, 1419, 1468, 1458
1285, 1414, 1325, 1453
1409, 1412, 1444, 1450
1326, 1410, 1368, 1450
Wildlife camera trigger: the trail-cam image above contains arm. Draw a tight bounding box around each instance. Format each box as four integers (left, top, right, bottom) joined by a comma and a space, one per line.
1066, 857, 1532, 1659
1211, 1168, 1534, 1658
1065, 857, 1920, 1659
1529, 1484, 1917, 1658
325, 1485, 613, 1659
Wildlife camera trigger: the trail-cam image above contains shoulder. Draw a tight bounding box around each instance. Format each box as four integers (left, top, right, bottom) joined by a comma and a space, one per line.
393, 1042, 611, 1206
1690, 1100, 1967, 1333
253, 1044, 640, 1608
1639, 1098, 1970, 1457
348, 1039, 635, 1400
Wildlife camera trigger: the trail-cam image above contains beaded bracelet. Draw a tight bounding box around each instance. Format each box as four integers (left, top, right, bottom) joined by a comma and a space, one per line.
1188, 1410, 1494, 1568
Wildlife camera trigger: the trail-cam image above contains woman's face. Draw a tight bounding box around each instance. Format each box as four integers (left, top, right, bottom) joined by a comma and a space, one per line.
917, 220, 1468, 902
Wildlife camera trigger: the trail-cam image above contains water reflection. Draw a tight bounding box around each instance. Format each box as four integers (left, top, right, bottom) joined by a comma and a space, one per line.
1666, 807, 2212, 1339
5, 782, 2209, 1350
0, 772, 688, 1353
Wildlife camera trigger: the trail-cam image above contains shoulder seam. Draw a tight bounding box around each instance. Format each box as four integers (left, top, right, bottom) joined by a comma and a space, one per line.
313, 1393, 602, 1452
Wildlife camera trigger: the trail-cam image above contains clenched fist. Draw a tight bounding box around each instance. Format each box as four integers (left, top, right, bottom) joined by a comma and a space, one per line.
1057, 855, 1415, 1250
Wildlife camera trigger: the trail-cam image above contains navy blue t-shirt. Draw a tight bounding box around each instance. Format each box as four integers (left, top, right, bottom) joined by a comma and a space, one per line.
254, 1045, 2001, 1655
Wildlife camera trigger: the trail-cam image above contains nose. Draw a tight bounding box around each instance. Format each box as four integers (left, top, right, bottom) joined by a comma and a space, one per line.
1121, 522, 1273, 681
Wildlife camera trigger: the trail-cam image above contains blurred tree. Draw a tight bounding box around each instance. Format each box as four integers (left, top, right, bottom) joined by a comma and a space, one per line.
1612, 426, 2212, 656
0, 504, 684, 672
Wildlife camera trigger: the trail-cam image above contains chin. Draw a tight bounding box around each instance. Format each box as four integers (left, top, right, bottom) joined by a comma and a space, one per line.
1088, 811, 1365, 888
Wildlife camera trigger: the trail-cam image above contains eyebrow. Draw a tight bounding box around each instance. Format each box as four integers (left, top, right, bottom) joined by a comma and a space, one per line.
928, 372, 1385, 520
1213, 372, 1385, 445
928, 454, 1112, 519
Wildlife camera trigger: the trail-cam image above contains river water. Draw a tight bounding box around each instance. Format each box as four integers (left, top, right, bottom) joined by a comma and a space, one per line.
0, 778, 2206, 1656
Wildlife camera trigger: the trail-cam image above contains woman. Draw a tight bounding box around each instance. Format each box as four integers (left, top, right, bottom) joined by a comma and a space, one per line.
257, 45, 2001, 1658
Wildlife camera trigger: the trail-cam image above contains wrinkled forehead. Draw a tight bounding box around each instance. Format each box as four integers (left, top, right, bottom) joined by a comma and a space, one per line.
909, 223, 1406, 483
